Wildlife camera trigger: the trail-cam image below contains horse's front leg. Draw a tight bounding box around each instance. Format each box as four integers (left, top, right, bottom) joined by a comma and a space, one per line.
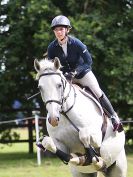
40, 136, 73, 163
78, 127, 106, 172
41, 136, 57, 153
40, 136, 87, 166
41, 137, 98, 177
79, 126, 102, 149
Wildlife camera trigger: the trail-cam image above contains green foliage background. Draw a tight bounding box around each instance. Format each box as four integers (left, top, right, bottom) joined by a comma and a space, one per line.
0, 0, 133, 119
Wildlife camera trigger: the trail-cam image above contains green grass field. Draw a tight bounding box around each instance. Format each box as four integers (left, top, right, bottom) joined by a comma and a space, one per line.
0, 128, 133, 177
0, 143, 71, 177
0, 143, 133, 177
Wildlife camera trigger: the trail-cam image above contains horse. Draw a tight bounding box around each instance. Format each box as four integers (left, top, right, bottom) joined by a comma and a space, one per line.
34, 57, 127, 177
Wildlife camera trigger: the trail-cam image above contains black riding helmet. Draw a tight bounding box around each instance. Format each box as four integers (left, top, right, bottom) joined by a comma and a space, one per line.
51, 15, 72, 30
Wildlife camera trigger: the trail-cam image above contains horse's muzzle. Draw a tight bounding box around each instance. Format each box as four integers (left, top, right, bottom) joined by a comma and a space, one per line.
48, 117, 59, 127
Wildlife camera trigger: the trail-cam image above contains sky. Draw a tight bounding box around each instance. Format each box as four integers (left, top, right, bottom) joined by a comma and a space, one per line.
1, 0, 9, 5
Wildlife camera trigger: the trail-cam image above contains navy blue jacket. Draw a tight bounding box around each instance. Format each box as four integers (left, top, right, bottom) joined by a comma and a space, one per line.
47, 36, 92, 79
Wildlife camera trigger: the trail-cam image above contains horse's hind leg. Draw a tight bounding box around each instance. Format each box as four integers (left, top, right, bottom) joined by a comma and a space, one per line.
105, 148, 127, 177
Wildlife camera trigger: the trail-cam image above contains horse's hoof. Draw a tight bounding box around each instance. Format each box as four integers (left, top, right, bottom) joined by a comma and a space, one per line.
69, 157, 80, 165
69, 154, 86, 166
93, 157, 107, 172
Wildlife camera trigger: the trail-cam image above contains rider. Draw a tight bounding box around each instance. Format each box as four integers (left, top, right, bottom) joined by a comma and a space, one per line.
47, 15, 123, 132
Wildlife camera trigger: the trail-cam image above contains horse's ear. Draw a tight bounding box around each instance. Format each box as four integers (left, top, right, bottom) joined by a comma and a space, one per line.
34, 59, 40, 72
54, 57, 61, 70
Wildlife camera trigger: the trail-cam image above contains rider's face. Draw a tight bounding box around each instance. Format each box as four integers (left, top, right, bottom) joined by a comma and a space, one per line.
53, 26, 68, 42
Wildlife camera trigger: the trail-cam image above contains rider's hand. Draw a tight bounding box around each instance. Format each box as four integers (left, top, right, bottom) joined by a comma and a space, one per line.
64, 71, 77, 81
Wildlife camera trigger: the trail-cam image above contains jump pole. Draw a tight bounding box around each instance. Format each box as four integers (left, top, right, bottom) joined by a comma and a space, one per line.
34, 111, 41, 166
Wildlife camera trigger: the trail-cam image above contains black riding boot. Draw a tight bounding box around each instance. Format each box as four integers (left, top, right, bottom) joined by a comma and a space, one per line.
99, 94, 123, 132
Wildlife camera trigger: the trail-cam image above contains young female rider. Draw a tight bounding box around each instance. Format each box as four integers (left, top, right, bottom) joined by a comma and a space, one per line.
47, 15, 123, 132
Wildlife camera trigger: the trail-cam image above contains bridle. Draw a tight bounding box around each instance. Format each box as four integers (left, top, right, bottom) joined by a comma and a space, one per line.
38, 71, 77, 113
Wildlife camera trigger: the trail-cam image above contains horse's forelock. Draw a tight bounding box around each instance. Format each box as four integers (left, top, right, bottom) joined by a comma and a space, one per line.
35, 59, 62, 80
39, 59, 54, 71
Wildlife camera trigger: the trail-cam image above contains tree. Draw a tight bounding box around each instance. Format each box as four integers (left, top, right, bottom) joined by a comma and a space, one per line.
0, 0, 60, 142
0, 0, 59, 110
0, 0, 133, 125
58, 0, 133, 118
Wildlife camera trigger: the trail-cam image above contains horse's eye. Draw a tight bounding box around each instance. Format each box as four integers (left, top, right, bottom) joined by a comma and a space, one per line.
38, 85, 43, 92
57, 84, 62, 89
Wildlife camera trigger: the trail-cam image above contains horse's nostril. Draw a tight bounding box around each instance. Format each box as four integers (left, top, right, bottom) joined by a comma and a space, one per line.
48, 117, 51, 124
48, 117, 59, 127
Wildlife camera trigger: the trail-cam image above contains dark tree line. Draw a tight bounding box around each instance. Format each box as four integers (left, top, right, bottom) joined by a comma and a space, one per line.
0, 0, 133, 126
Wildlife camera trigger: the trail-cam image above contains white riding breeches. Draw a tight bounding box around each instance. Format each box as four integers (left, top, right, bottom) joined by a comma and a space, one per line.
73, 71, 103, 98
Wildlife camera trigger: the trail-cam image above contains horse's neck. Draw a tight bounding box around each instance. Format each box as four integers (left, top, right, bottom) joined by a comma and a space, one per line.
63, 82, 88, 112
63, 81, 91, 109
63, 81, 104, 125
